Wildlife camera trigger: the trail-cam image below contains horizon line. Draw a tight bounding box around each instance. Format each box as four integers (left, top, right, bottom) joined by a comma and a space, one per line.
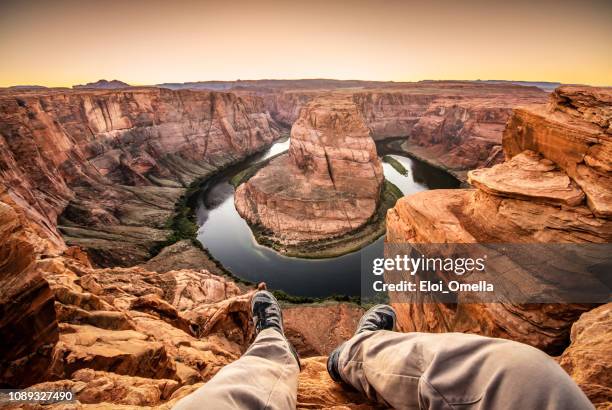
3, 77, 610, 89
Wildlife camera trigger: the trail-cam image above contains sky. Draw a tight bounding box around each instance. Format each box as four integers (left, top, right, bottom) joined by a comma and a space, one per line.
1, 0, 611, 87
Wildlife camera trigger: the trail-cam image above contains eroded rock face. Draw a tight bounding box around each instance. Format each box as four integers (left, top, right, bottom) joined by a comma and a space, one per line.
355, 84, 546, 175
0, 196, 59, 388
235, 96, 383, 244
28, 369, 180, 406
469, 151, 585, 206
0, 87, 281, 265
297, 357, 382, 409
1, 188, 374, 407
385, 86, 612, 356
559, 303, 612, 408
0, 191, 253, 392
503, 86, 612, 217
284, 304, 364, 357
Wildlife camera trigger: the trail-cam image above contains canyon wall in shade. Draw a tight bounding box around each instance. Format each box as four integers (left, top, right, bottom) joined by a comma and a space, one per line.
0, 88, 281, 265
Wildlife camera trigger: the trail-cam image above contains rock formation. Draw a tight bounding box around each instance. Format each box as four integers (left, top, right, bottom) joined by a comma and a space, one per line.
354, 84, 547, 177
503, 85, 612, 217
235, 96, 384, 245
386, 86, 611, 359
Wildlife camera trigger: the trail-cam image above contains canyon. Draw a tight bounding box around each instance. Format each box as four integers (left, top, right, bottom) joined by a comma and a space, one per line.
0, 81, 610, 408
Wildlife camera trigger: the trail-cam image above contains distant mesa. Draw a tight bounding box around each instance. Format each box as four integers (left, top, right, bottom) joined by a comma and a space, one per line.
73, 79, 130, 89
7, 85, 48, 90
473, 79, 563, 92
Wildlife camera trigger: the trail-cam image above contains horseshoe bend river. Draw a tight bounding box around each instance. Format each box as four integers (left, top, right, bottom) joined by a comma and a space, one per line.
195, 138, 460, 297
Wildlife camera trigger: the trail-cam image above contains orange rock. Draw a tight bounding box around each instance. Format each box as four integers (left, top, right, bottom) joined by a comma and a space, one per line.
284, 304, 364, 357
0, 199, 59, 388
503, 86, 612, 217
468, 151, 585, 206
559, 303, 612, 408
297, 357, 381, 409
0, 87, 281, 265
26, 369, 179, 406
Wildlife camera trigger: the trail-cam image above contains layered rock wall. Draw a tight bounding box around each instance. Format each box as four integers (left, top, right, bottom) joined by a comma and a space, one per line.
0, 192, 254, 390
503, 86, 611, 217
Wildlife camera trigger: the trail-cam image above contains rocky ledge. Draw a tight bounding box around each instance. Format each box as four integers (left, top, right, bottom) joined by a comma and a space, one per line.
0, 191, 371, 408
234, 96, 391, 256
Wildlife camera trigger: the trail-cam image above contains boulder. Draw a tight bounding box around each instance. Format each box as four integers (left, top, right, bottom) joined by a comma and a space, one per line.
559, 304, 612, 408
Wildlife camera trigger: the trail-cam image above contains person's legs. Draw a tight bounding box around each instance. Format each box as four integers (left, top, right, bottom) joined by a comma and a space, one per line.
174, 291, 300, 410
328, 305, 593, 410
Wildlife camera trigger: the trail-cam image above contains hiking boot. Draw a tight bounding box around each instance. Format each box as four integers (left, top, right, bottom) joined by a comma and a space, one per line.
251, 290, 284, 335
251, 290, 302, 369
327, 304, 397, 383
355, 304, 396, 334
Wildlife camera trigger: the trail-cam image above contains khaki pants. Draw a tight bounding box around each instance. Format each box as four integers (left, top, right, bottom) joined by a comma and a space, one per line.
173, 329, 299, 410
337, 331, 593, 410
174, 329, 592, 410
